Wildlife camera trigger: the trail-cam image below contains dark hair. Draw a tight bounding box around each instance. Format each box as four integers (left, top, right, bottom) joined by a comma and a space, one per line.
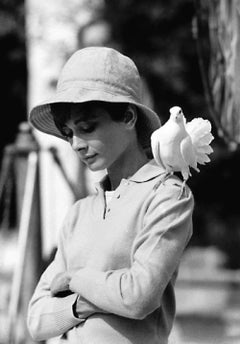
51, 101, 129, 127
50, 101, 152, 156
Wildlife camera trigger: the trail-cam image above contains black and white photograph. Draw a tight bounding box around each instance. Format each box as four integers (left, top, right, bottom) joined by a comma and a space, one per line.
0, 1, 240, 343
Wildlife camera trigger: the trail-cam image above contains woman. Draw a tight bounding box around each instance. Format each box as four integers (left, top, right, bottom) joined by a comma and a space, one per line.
27, 46, 194, 344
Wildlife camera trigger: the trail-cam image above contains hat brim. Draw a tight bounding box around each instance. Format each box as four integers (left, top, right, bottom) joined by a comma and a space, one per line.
29, 88, 161, 149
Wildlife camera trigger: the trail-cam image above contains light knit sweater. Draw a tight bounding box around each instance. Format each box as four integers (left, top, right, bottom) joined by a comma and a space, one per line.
27, 159, 194, 343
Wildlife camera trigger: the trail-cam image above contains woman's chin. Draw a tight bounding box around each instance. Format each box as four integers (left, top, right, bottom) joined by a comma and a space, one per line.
85, 160, 106, 172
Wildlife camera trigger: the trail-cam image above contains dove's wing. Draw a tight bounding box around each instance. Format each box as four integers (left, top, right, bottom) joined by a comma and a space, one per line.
186, 118, 214, 167
180, 135, 198, 172
151, 130, 163, 166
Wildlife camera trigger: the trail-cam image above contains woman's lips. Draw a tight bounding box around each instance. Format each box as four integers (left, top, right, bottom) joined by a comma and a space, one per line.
83, 154, 97, 163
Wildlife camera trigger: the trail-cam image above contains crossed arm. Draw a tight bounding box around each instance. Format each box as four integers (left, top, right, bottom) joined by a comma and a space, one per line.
27, 218, 106, 341
27, 256, 106, 341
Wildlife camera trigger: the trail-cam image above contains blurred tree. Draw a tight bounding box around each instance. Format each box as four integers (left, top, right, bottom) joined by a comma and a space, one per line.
188, 146, 240, 269
0, 0, 27, 160
189, 0, 240, 269
103, 0, 207, 123
195, 0, 240, 149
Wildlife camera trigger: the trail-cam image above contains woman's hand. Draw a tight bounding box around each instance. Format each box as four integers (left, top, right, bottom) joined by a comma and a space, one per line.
50, 272, 73, 297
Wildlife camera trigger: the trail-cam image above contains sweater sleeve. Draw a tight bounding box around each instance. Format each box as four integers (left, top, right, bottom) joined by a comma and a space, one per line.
27, 260, 81, 341
69, 179, 194, 320
27, 203, 106, 341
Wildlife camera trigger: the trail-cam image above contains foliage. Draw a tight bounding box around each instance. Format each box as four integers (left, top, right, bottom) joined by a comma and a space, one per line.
188, 147, 240, 269
103, 0, 207, 124
195, 0, 240, 149
0, 0, 27, 158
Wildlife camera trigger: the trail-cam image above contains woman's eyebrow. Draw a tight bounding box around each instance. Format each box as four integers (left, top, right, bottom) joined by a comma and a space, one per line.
73, 111, 102, 124
73, 118, 85, 125
73, 117, 97, 125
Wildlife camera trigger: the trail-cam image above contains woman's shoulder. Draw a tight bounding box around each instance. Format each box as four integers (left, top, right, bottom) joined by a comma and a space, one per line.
151, 173, 194, 205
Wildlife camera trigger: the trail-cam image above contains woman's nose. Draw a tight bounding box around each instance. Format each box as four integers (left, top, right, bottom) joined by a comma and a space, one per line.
71, 135, 88, 152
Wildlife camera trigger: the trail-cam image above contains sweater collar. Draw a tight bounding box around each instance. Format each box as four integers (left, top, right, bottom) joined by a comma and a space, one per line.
128, 159, 165, 182
96, 159, 165, 191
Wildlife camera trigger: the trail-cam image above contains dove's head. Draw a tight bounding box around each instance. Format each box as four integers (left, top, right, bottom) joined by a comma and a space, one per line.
169, 106, 185, 124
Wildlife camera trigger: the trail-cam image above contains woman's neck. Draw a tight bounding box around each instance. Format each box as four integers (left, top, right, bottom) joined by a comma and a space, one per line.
107, 144, 148, 190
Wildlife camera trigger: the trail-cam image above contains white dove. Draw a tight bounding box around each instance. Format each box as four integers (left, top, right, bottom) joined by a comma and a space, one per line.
151, 106, 214, 197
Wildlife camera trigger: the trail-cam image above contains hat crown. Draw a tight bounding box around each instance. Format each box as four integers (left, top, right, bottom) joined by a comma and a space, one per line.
57, 47, 141, 102
29, 46, 161, 148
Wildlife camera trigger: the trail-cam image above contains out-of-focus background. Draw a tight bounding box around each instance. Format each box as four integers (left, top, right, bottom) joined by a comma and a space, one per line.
0, 0, 240, 343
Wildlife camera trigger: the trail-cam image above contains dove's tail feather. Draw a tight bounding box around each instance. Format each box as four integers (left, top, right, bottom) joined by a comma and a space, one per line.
186, 118, 214, 166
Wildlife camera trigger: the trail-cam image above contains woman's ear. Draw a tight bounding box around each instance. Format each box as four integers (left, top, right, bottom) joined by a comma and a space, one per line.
123, 105, 137, 128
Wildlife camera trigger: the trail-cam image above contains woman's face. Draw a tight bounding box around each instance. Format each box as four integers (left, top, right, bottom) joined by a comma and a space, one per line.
61, 104, 134, 171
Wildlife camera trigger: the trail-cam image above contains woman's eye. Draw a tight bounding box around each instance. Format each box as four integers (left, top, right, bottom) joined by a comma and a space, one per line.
61, 127, 73, 138
79, 123, 96, 133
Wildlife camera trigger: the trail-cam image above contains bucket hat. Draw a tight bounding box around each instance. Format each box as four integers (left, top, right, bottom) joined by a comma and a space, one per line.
29, 46, 161, 148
